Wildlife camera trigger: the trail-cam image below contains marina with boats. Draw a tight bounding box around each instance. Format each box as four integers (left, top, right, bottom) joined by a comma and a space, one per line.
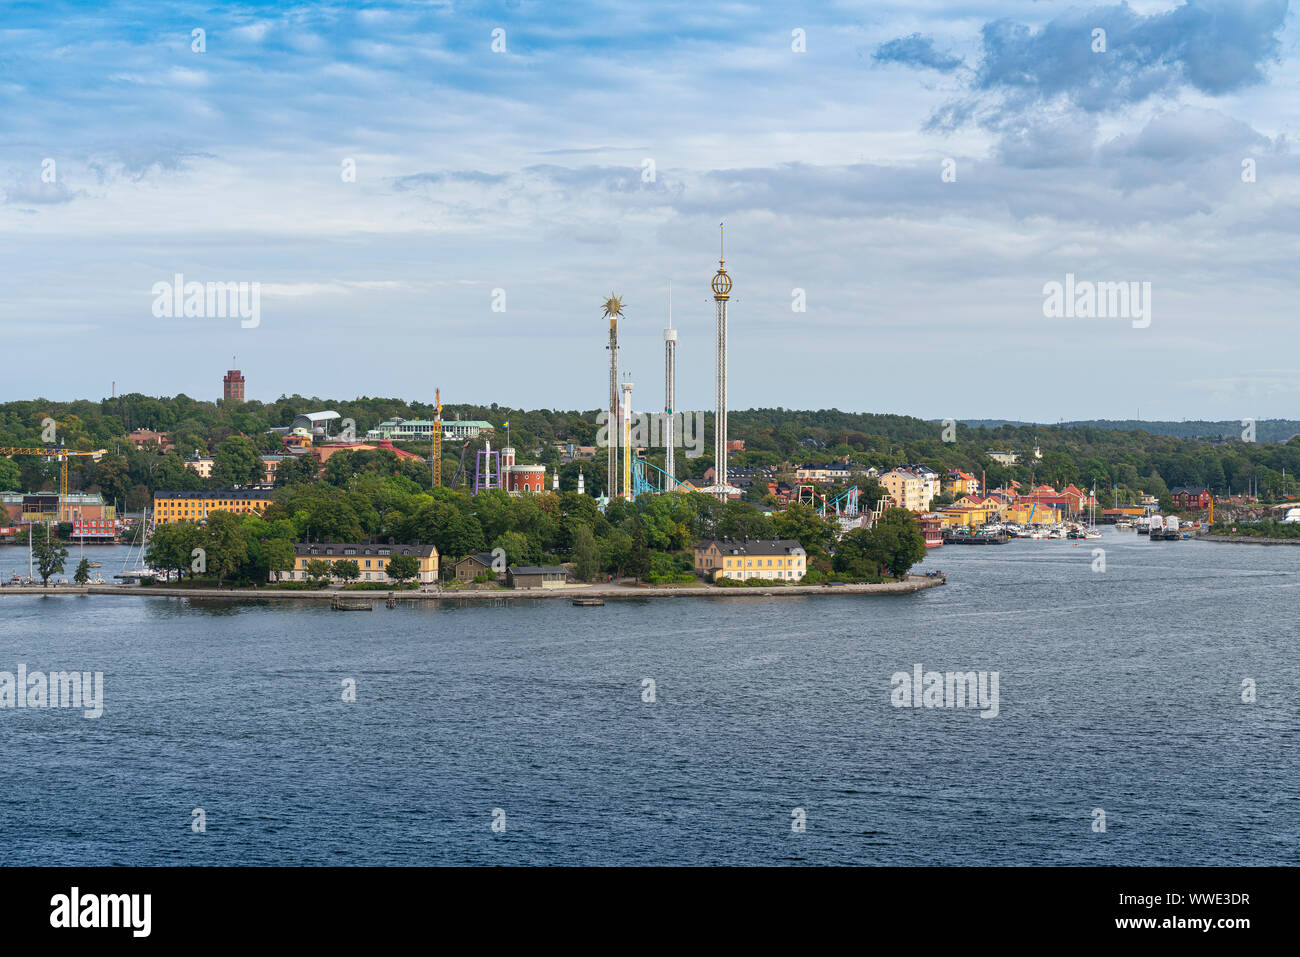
940, 516, 1202, 545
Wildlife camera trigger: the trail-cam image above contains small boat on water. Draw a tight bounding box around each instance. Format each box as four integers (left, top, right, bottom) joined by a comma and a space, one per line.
572, 597, 605, 606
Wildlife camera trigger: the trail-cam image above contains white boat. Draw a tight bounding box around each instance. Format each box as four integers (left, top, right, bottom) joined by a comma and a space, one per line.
1149, 516, 1163, 539
1084, 528, 1102, 539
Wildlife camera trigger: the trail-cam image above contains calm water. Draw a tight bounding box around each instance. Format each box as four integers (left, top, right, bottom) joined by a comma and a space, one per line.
0, 531, 1296, 865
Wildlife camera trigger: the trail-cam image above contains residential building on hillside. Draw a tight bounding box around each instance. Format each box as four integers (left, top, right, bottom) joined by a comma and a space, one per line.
128, 429, 173, 451
693, 538, 807, 582
184, 452, 214, 479
880, 468, 936, 512
943, 469, 980, 497
1170, 486, 1213, 509
275, 541, 439, 584
154, 489, 273, 524
453, 552, 497, 582
795, 463, 850, 482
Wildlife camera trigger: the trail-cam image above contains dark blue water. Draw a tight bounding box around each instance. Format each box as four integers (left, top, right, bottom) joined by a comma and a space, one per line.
1, 531, 1296, 865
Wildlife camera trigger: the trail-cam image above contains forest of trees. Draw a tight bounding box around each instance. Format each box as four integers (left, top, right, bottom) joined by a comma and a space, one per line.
137, 464, 923, 588
3, 395, 1300, 512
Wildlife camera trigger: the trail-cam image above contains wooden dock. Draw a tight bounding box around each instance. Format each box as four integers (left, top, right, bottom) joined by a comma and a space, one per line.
331, 598, 373, 611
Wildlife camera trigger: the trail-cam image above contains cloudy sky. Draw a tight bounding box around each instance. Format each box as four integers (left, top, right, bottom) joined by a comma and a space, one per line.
2, 0, 1297, 421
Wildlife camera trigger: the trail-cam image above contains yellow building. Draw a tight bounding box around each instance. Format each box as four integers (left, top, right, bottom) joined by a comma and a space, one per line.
880, 469, 933, 512
942, 470, 980, 498
694, 538, 807, 582
1003, 502, 1062, 525
183, 456, 215, 479
154, 489, 273, 524
275, 542, 439, 584
937, 506, 1000, 528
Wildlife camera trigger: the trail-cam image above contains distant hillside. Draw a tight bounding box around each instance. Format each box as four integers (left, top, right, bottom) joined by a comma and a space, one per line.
957, 419, 1300, 443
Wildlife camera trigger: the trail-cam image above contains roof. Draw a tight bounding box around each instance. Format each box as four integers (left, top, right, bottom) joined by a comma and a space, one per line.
457, 552, 495, 567
379, 419, 494, 429
294, 411, 341, 423
3, 492, 108, 504
697, 538, 806, 557
295, 541, 437, 558
155, 489, 274, 500
508, 565, 570, 575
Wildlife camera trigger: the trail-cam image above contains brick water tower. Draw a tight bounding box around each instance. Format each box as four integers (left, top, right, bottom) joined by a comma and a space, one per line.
223, 368, 245, 404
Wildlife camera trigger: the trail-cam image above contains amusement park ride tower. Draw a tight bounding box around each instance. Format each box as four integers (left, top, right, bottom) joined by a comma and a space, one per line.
663, 283, 676, 485
603, 294, 624, 499
712, 224, 733, 500
621, 376, 634, 500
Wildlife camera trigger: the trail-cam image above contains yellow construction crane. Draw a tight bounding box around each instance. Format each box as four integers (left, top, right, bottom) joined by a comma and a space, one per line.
0, 446, 107, 521
432, 389, 443, 488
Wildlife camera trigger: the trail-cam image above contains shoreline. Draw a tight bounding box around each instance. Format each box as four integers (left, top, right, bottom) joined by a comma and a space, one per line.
0, 574, 945, 601
1199, 534, 1300, 546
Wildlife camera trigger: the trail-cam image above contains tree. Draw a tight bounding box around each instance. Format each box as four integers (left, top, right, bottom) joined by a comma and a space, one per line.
263, 538, 296, 581
572, 525, 600, 582
89, 456, 132, 507
332, 559, 361, 583
73, 557, 91, 584
203, 510, 248, 586
629, 520, 651, 581
492, 530, 531, 567
305, 558, 333, 586
0, 457, 20, 491
146, 522, 190, 580
772, 502, 836, 562
835, 509, 926, 581
386, 554, 420, 584
210, 435, 263, 487
31, 524, 68, 586
600, 528, 633, 577
275, 453, 318, 486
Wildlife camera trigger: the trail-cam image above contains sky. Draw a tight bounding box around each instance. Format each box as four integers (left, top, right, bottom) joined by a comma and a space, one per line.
1, 0, 1298, 422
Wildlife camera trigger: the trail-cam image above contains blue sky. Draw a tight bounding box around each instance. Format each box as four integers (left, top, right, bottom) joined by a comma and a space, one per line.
1, 0, 1298, 421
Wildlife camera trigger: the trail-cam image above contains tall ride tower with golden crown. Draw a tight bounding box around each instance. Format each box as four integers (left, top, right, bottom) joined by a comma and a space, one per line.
603, 294, 624, 499
711, 225, 733, 500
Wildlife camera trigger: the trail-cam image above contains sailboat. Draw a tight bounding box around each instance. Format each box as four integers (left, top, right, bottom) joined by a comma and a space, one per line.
1084, 489, 1102, 537
116, 506, 155, 580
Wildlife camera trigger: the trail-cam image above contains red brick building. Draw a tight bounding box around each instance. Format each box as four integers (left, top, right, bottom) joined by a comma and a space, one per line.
1170, 487, 1212, 509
